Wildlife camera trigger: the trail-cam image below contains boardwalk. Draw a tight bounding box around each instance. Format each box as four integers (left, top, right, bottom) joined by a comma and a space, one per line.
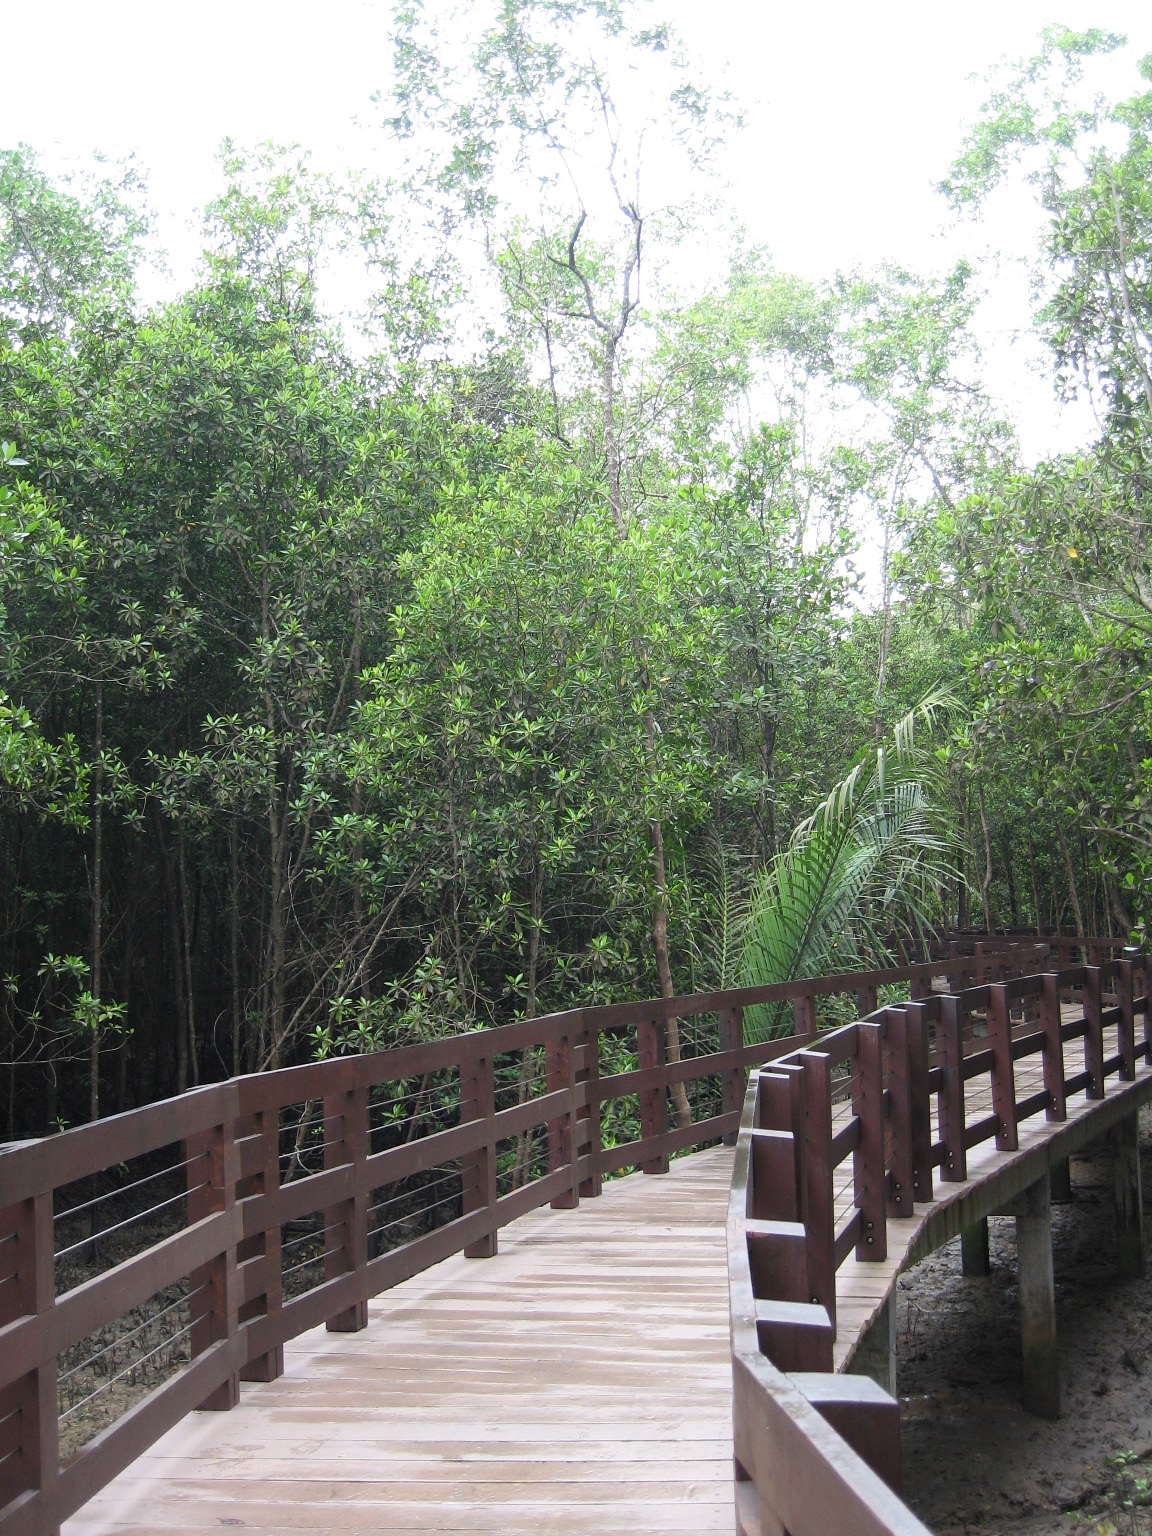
64, 1149, 737, 1536
833, 1011, 1149, 1365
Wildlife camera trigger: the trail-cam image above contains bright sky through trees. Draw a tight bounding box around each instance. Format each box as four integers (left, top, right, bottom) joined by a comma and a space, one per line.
2, 0, 1150, 452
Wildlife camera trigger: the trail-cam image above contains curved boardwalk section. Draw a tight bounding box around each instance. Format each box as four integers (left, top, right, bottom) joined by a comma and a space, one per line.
64, 1149, 735, 1535
1, 934, 1144, 1536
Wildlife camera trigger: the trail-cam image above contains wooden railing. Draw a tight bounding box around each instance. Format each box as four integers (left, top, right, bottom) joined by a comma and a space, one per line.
0, 936, 1129, 1536
729, 950, 1149, 1536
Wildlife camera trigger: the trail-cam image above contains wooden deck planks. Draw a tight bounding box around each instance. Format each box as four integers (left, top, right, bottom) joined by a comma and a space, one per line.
64, 1148, 737, 1536
834, 1015, 1152, 1364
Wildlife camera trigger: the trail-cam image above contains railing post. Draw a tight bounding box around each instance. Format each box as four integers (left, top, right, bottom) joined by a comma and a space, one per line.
854, 1021, 887, 1261
1084, 966, 1105, 1099
987, 983, 1019, 1151
548, 1032, 578, 1210
236, 1106, 284, 1383
719, 1005, 745, 1147
576, 1022, 602, 1199
187, 1115, 240, 1411
1112, 1110, 1146, 1280
855, 981, 878, 1018
974, 941, 987, 986
324, 1084, 368, 1332
885, 1009, 915, 1218
938, 994, 967, 1182
1124, 946, 1151, 1064
461, 1050, 498, 1258
793, 992, 817, 1040
1116, 957, 1137, 1081
800, 1050, 835, 1329
0, 1191, 58, 1533
638, 1015, 669, 1175
1039, 974, 1067, 1121
1122, 947, 1149, 1065
903, 1001, 934, 1205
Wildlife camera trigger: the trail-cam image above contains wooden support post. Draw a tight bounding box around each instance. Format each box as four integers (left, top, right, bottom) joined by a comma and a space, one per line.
575, 1025, 602, 1199
909, 972, 932, 1003
1040, 974, 1067, 1122
324, 1085, 368, 1332
1017, 1176, 1060, 1420
0, 1193, 59, 1533
960, 1218, 990, 1277
854, 1021, 887, 1260
1049, 1158, 1073, 1204
904, 1002, 933, 1205
801, 1050, 836, 1329
988, 983, 1018, 1151
1117, 957, 1137, 1080
236, 1108, 284, 1383
1084, 966, 1106, 1100
885, 1010, 914, 1220
719, 1005, 745, 1147
1111, 1111, 1146, 1281
548, 1033, 578, 1210
938, 994, 967, 1182
1123, 947, 1150, 1065
638, 1016, 669, 1175
793, 992, 817, 1041
461, 1052, 498, 1258
849, 1293, 897, 1399
790, 1372, 903, 1496
187, 1118, 240, 1411
856, 982, 878, 1019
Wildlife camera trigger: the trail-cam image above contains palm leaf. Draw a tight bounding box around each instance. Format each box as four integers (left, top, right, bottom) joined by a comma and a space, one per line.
738, 689, 962, 1043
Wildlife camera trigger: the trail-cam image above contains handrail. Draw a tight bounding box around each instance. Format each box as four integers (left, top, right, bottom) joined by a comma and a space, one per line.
0, 934, 1129, 1534
728, 949, 1149, 1536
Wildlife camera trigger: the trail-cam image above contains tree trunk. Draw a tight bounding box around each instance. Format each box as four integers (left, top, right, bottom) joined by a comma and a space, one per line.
89, 683, 104, 1122
975, 783, 994, 932
1056, 822, 1086, 940
152, 803, 189, 1093
177, 825, 199, 1088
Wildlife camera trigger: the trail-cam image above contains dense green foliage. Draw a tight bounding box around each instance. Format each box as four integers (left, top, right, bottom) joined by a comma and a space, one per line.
1, 13, 1148, 1134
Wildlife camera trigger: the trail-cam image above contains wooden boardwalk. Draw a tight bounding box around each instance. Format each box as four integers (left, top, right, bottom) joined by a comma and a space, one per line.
63, 1149, 737, 1536
833, 1014, 1149, 1366
54, 1007, 1149, 1536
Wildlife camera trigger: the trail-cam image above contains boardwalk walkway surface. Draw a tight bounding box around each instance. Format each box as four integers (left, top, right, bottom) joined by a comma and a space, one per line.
63, 1148, 737, 1536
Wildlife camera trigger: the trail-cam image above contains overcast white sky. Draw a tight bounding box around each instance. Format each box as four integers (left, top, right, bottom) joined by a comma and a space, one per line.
3, 0, 1150, 457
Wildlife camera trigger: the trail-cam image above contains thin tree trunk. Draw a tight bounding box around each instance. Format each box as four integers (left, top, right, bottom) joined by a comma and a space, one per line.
1000, 831, 1020, 928
1056, 822, 1086, 940
152, 804, 189, 1093
177, 825, 199, 1088
89, 683, 104, 1122
975, 783, 994, 933
645, 720, 692, 1133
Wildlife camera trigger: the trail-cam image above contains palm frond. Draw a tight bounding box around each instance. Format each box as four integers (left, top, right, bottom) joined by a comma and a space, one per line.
739, 688, 963, 1043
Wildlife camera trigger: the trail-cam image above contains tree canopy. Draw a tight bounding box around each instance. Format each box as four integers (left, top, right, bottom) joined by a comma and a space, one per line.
1, 7, 1148, 1134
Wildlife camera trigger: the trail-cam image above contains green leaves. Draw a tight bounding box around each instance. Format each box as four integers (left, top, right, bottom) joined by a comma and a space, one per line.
738, 693, 960, 1040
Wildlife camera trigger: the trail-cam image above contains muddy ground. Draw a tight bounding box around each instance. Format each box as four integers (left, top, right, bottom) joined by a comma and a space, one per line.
899, 1108, 1152, 1535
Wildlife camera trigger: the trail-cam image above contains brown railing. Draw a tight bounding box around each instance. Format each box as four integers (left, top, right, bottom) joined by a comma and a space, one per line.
729, 950, 1149, 1536
0, 936, 1127, 1535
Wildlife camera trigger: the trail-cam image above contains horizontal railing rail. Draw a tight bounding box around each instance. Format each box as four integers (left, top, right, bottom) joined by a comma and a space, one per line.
730, 948, 1149, 1536
0, 933, 1125, 1536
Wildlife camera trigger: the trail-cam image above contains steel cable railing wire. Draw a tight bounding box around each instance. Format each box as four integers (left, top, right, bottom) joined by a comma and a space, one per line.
0, 934, 1135, 1536
52, 1151, 206, 1225
56, 1286, 202, 1390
